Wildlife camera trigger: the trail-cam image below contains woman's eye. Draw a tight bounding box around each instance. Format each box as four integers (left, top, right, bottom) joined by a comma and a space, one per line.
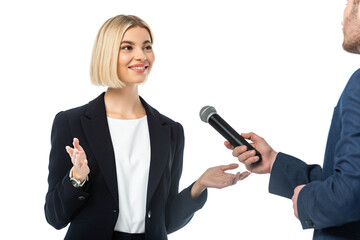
121, 46, 132, 50
144, 45, 152, 50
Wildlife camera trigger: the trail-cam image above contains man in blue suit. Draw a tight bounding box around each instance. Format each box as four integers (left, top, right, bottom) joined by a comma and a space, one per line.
225, 0, 360, 239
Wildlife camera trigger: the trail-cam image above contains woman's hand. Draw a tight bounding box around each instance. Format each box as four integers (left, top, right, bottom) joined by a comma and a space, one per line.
65, 138, 90, 182
190, 163, 250, 199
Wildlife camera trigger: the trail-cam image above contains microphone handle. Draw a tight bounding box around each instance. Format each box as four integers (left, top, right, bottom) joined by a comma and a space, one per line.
208, 114, 262, 162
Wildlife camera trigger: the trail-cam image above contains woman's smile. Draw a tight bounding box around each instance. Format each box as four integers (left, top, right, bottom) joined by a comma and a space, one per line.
128, 63, 149, 73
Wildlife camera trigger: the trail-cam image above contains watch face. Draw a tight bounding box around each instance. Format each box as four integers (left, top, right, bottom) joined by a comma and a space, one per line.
71, 178, 80, 188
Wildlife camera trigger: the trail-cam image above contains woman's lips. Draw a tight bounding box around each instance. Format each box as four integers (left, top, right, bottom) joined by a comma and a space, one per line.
128, 64, 148, 73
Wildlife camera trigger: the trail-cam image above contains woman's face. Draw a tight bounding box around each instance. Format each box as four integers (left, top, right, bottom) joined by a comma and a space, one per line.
117, 26, 155, 86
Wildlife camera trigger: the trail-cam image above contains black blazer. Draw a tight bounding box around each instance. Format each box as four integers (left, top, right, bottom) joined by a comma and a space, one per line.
45, 93, 207, 240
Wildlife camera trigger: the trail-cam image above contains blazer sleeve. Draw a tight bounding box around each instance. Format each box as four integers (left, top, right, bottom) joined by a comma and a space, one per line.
44, 111, 90, 230
165, 123, 207, 234
296, 74, 360, 230
269, 152, 322, 199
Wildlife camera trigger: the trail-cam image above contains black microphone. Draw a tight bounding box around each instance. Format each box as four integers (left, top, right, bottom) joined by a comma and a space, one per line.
199, 106, 262, 163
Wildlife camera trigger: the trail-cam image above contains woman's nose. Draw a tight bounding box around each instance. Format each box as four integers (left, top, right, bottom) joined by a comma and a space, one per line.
134, 49, 147, 61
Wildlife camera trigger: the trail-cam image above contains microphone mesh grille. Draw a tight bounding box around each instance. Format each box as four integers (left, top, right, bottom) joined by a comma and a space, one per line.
199, 106, 216, 123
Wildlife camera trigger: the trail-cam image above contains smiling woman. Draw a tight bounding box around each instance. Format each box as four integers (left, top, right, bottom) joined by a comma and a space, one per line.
44, 14, 250, 240
117, 27, 154, 85
90, 15, 154, 89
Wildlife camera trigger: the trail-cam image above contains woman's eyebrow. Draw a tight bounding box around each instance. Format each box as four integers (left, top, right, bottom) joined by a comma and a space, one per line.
120, 40, 134, 45
121, 40, 152, 45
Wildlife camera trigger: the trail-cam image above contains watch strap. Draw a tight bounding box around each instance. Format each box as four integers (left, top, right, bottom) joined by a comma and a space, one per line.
69, 167, 89, 188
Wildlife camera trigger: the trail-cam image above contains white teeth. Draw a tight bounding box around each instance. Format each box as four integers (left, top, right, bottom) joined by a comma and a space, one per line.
132, 66, 145, 69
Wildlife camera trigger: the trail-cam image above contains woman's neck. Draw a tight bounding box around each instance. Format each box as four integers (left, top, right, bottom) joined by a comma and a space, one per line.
104, 86, 146, 120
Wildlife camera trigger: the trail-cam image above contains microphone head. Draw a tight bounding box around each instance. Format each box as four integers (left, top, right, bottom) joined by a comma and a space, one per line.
200, 106, 217, 123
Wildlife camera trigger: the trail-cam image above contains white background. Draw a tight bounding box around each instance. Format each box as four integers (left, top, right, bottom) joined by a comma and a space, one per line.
0, 0, 358, 239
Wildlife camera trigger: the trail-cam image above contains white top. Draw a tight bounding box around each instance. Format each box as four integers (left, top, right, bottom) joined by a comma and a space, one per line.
107, 116, 151, 233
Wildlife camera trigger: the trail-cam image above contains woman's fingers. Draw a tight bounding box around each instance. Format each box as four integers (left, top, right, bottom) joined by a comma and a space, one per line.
239, 171, 251, 180
65, 146, 73, 155
220, 163, 239, 171
67, 138, 87, 165
232, 171, 250, 185
73, 138, 85, 152
66, 146, 77, 164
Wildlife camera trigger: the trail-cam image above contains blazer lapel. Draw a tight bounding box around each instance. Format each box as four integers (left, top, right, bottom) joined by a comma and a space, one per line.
141, 97, 171, 210
80, 93, 119, 205
79, 93, 171, 209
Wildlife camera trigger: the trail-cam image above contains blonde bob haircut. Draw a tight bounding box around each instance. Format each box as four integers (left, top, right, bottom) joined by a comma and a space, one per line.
90, 15, 153, 88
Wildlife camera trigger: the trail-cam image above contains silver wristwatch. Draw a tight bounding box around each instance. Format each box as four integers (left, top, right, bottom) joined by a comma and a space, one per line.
69, 169, 88, 188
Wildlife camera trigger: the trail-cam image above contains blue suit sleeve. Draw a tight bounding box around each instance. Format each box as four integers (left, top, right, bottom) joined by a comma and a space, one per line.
165, 123, 207, 234
297, 74, 360, 230
269, 152, 322, 199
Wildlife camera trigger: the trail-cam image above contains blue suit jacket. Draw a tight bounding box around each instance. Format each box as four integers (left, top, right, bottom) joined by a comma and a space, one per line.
45, 93, 207, 240
269, 69, 360, 239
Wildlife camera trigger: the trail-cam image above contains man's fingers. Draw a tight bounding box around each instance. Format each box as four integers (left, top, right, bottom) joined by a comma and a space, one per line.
238, 150, 256, 163
224, 141, 234, 150
241, 132, 261, 143
243, 156, 260, 172
244, 156, 260, 166
240, 132, 252, 140
232, 145, 248, 157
